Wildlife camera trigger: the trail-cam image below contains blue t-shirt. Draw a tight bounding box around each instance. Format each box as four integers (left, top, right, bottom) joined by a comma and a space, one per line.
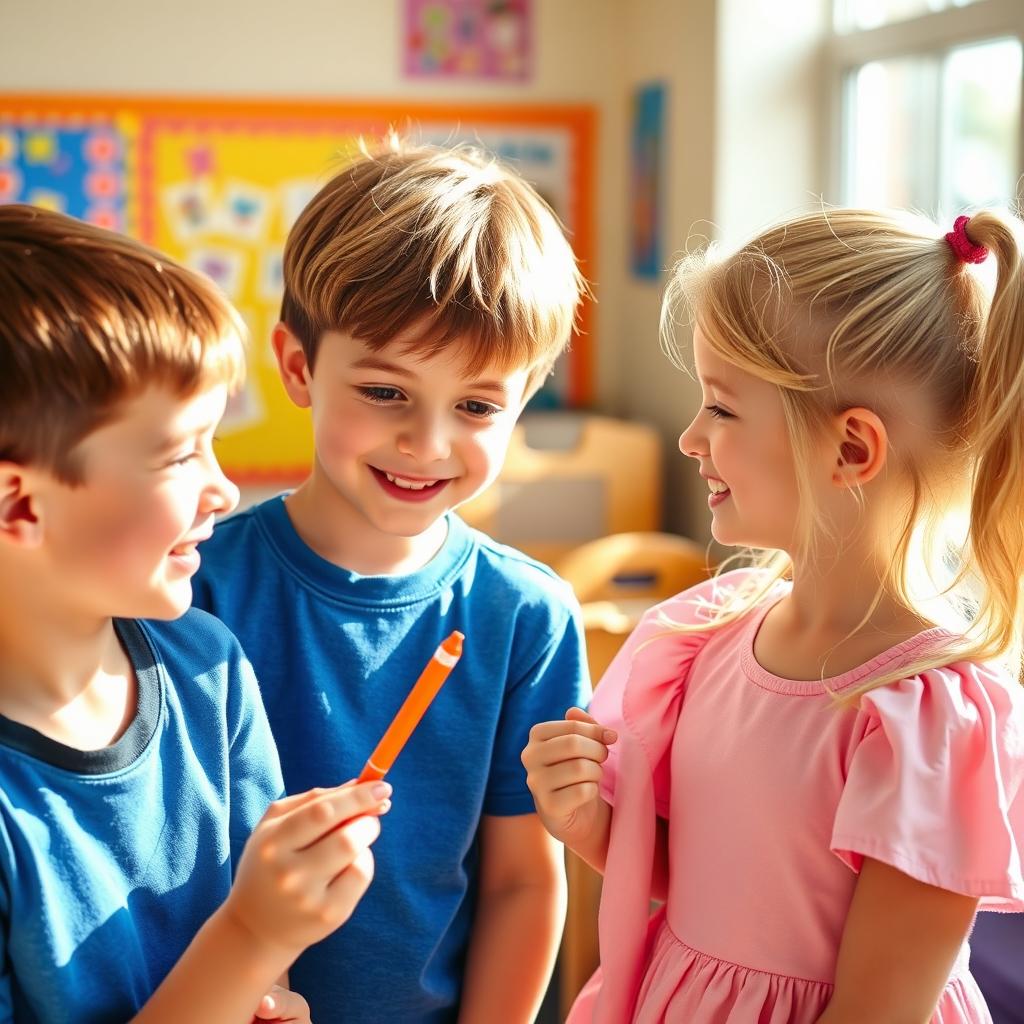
0, 610, 282, 1023
192, 496, 589, 1023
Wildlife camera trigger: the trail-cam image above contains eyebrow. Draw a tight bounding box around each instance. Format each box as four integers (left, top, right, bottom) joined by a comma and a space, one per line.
700, 375, 739, 399
351, 355, 511, 397
152, 420, 217, 454
351, 355, 414, 377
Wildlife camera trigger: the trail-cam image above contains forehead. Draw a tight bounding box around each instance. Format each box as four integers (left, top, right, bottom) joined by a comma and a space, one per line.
77, 383, 228, 459
692, 325, 749, 386
323, 329, 531, 389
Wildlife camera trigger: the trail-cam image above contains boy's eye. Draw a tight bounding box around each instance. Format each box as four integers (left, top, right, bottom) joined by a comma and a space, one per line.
168, 451, 200, 467
461, 399, 500, 418
358, 386, 405, 403
705, 404, 734, 420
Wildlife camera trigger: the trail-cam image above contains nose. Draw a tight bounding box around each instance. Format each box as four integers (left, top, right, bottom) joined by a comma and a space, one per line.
201, 455, 240, 518
397, 408, 452, 464
678, 411, 708, 460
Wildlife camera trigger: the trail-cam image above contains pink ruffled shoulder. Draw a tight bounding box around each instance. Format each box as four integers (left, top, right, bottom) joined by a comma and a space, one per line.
590, 568, 774, 815
832, 658, 1024, 910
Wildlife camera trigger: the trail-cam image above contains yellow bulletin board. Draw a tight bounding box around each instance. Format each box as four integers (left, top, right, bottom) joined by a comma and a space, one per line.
0, 95, 595, 483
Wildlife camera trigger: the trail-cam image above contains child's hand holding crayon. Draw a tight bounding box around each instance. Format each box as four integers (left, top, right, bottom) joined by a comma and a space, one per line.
224, 781, 392, 959
252, 984, 311, 1023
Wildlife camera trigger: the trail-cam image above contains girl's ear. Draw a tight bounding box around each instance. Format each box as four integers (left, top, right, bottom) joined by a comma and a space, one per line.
271, 322, 313, 410
831, 407, 888, 488
0, 465, 44, 548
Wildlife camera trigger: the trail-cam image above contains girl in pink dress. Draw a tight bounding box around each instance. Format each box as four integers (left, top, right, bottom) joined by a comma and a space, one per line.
523, 209, 1024, 1023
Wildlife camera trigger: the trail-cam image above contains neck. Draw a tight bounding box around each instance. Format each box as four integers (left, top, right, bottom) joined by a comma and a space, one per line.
0, 580, 135, 747
751, 524, 935, 682
286, 472, 448, 576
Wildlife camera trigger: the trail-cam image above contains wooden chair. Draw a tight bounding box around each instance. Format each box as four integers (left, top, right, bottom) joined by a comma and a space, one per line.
458, 413, 661, 566
552, 531, 713, 1018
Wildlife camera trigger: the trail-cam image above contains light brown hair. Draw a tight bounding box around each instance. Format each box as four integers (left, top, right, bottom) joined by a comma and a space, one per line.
660, 207, 1024, 692
280, 142, 588, 389
0, 204, 245, 483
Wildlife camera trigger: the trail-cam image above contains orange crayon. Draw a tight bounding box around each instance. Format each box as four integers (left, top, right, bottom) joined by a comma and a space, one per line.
357, 631, 465, 783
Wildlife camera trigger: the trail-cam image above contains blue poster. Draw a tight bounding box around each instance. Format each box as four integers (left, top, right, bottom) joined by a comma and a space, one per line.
630, 83, 665, 280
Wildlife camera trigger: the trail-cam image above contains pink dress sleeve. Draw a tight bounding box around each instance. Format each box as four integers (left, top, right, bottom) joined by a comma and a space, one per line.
832, 660, 1024, 910
590, 569, 764, 818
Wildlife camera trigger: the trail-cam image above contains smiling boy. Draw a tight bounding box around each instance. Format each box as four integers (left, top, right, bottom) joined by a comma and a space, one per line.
0, 205, 388, 1023
191, 144, 590, 1023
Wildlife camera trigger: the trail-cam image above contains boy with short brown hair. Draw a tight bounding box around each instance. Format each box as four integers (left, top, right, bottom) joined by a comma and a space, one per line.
0, 204, 387, 1024
193, 144, 591, 1023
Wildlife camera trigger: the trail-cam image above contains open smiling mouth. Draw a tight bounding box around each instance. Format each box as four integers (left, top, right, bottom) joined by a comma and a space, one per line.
708, 478, 731, 506
370, 466, 452, 502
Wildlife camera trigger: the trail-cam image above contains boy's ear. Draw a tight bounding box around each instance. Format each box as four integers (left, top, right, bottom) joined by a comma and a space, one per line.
0, 464, 44, 548
831, 407, 888, 489
271, 322, 313, 409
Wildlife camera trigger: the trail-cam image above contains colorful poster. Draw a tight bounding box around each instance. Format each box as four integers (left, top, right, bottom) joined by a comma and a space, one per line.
631, 82, 665, 280
404, 0, 532, 80
0, 119, 132, 232
0, 96, 594, 481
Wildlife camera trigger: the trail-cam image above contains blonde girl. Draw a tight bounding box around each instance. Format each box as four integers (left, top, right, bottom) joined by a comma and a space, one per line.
523, 209, 1024, 1023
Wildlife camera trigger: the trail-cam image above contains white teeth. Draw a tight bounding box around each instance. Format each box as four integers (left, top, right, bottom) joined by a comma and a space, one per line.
384, 471, 438, 491
708, 479, 729, 495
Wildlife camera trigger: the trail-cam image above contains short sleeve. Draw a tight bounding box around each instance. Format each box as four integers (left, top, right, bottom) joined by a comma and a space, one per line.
832, 661, 1024, 910
225, 640, 285, 870
592, 569, 765, 817
484, 590, 591, 815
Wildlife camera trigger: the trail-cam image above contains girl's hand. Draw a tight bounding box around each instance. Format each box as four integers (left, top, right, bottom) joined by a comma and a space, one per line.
252, 984, 311, 1022
521, 707, 617, 845
224, 781, 391, 958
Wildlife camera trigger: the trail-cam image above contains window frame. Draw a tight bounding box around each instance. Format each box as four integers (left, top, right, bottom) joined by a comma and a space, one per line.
826, 0, 1024, 212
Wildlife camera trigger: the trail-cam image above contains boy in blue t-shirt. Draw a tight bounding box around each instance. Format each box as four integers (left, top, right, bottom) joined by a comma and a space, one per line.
0, 206, 391, 1024
192, 144, 591, 1023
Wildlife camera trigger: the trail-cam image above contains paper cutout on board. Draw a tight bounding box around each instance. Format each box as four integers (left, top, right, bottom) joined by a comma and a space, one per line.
218, 181, 272, 241
186, 246, 246, 299
163, 180, 216, 240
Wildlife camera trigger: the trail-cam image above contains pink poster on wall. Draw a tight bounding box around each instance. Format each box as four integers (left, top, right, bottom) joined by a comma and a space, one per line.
403, 0, 532, 81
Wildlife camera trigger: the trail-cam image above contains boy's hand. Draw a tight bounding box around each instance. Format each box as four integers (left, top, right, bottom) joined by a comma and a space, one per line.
521, 707, 616, 844
225, 781, 391, 957
252, 985, 311, 1023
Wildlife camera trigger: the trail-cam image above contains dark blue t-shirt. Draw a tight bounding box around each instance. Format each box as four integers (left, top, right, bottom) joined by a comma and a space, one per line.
192, 496, 589, 1023
0, 610, 283, 1023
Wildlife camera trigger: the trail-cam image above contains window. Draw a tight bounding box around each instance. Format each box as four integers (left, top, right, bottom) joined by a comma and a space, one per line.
830, 0, 1023, 219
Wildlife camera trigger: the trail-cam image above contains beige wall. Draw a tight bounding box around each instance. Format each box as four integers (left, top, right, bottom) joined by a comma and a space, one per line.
0, 0, 831, 540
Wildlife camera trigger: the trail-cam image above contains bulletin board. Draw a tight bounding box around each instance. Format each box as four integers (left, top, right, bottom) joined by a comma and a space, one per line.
0, 95, 595, 482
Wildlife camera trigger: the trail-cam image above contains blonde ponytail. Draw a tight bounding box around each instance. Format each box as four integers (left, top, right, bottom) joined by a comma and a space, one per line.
961, 213, 1024, 679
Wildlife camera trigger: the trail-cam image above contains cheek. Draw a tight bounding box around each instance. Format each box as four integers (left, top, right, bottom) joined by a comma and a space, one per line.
314, 403, 378, 464
469, 425, 514, 482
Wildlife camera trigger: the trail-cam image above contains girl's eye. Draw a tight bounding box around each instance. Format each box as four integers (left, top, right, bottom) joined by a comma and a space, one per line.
358, 386, 404, 403
168, 452, 199, 467
462, 400, 500, 418
706, 404, 734, 420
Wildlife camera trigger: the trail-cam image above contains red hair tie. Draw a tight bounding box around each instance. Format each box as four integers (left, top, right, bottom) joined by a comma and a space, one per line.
945, 215, 988, 264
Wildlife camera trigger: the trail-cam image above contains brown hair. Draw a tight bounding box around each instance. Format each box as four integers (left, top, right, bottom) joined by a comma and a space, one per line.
280, 142, 588, 389
660, 207, 1024, 692
0, 204, 245, 483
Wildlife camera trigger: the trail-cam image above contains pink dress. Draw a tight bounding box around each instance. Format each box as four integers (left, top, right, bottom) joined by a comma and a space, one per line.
570, 570, 1024, 1024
